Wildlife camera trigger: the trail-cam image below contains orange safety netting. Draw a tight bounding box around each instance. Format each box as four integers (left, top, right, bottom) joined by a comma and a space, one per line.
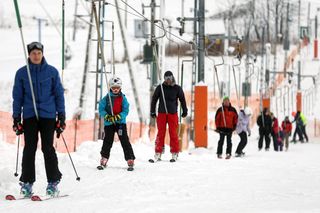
0, 111, 148, 153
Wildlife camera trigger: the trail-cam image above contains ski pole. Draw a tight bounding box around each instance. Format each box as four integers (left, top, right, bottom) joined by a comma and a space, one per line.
14, 135, 20, 177
60, 133, 81, 181
61, 0, 65, 84
13, 0, 39, 121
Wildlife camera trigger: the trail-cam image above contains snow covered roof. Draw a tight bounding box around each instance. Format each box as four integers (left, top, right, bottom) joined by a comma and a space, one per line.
205, 19, 226, 35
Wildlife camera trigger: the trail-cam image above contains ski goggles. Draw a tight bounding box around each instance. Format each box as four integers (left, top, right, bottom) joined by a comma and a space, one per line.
111, 87, 121, 91
27, 42, 44, 54
164, 75, 173, 81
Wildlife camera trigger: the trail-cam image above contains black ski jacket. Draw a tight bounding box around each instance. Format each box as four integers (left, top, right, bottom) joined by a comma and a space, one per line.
150, 81, 187, 115
257, 113, 272, 134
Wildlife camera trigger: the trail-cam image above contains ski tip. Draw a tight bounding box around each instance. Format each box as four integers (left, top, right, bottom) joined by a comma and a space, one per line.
5, 195, 16, 200
31, 195, 42, 201
148, 159, 155, 163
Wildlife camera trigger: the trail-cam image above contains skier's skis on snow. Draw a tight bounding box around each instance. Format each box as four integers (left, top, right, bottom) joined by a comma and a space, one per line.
5, 194, 31, 201
31, 194, 69, 201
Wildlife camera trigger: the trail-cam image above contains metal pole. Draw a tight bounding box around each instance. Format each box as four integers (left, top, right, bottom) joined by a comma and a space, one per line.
125, 0, 128, 28
315, 14, 318, 59
14, 136, 20, 177
61, 134, 81, 181
79, 7, 93, 119
190, 0, 198, 141
198, 0, 205, 82
72, 0, 79, 41
297, 0, 302, 99
150, 0, 157, 127
298, 61, 301, 90
244, 30, 250, 107
38, 19, 41, 42
273, 2, 278, 85
115, 0, 144, 125
92, 2, 113, 114
13, 0, 39, 120
62, 0, 65, 84
284, 3, 290, 78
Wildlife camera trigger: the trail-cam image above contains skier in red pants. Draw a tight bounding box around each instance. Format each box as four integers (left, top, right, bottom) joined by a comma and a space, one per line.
150, 71, 188, 162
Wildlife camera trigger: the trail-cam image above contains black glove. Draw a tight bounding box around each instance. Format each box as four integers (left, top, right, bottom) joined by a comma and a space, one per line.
150, 112, 157, 118
181, 111, 188, 118
13, 117, 24, 135
56, 114, 66, 138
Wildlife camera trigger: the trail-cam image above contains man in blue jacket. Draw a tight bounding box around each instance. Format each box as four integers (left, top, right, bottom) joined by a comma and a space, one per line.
12, 41, 65, 197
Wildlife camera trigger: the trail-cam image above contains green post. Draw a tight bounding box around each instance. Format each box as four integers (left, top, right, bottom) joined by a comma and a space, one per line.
13, 0, 39, 120
13, 0, 22, 28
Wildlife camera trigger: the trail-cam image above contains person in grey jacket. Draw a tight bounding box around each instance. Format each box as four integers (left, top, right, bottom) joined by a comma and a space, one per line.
235, 108, 251, 157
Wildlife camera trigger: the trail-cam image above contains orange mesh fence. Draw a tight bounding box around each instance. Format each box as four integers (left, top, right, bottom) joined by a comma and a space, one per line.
0, 111, 147, 153
0, 111, 18, 144
54, 119, 94, 153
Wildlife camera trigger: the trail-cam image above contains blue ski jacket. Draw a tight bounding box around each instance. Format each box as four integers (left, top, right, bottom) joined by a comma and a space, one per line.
12, 58, 65, 119
99, 91, 129, 126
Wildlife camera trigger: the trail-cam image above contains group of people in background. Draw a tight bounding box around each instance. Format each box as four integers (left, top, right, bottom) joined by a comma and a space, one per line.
214, 97, 310, 159
257, 108, 308, 152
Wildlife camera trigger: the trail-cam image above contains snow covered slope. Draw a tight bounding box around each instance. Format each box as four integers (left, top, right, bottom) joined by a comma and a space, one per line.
1, 130, 320, 213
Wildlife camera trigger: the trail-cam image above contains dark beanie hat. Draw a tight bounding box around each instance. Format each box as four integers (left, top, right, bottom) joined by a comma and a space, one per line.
164, 71, 173, 77
27, 42, 44, 55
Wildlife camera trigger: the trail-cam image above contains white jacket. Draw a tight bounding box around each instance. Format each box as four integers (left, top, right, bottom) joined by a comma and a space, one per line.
236, 110, 251, 135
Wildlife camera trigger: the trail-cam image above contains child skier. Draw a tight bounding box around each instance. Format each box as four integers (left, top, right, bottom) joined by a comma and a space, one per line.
275, 128, 284, 152
235, 107, 251, 157
281, 116, 292, 151
98, 76, 135, 171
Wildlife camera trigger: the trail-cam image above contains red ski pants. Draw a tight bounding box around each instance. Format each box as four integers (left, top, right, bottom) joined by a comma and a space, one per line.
155, 113, 179, 153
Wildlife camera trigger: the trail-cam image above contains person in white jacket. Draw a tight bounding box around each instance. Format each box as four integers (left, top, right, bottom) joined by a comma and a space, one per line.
235, 108, 251, 157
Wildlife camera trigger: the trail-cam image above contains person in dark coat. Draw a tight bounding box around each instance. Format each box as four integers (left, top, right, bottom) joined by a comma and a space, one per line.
215, 96, 238, 159
291, 111, 304, 143
256, 108, 272, 151
150, 71, 188, 161
12, 42, 65, 197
